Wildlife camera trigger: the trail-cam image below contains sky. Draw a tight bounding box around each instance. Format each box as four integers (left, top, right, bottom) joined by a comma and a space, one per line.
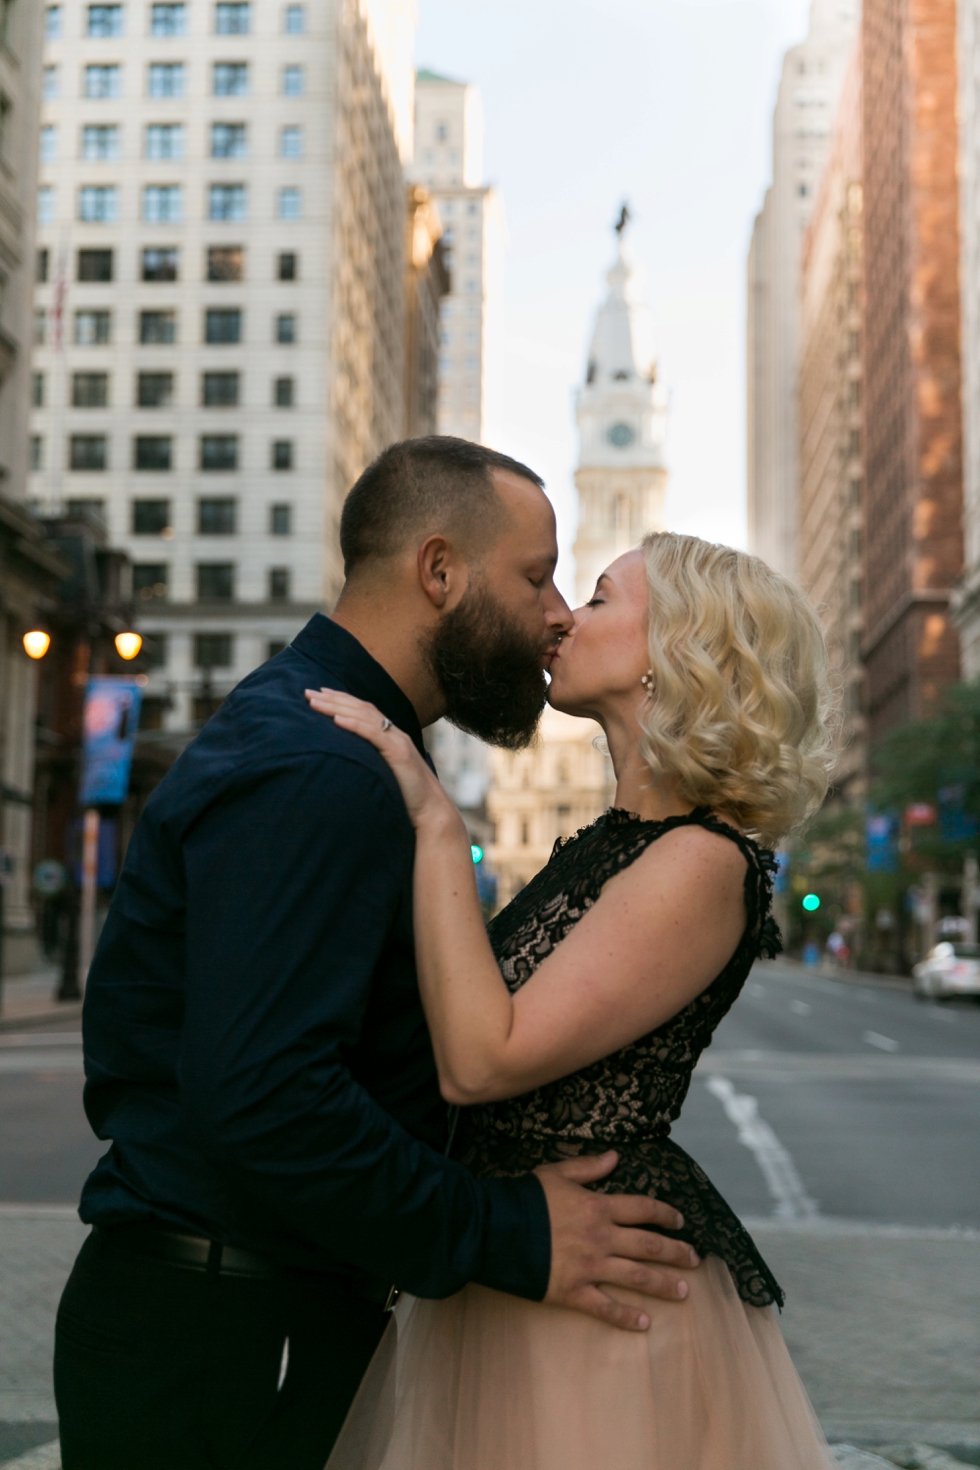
415, 0, 812, 602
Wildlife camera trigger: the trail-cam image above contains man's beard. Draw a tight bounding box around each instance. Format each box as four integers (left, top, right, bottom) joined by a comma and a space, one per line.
422, 582, 550, 750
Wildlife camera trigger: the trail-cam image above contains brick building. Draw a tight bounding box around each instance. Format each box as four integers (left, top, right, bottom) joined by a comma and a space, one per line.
861, 0, 964, 741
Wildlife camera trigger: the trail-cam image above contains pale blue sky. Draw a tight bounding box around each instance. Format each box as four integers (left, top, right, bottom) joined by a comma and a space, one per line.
415, 0, 811, 601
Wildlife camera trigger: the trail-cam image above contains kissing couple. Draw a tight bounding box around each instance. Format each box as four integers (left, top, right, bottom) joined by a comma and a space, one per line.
55, 437, 836, 1469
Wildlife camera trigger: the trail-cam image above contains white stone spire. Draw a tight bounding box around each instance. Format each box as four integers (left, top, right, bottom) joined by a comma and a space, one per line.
573, 210, 669, 602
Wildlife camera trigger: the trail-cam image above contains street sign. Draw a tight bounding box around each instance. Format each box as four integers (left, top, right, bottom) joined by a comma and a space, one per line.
79, 677, 143, 806
33, 859, 67, 897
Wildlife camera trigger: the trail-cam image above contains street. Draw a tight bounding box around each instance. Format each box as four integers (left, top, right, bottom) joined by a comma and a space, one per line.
1, 962, 978, 1465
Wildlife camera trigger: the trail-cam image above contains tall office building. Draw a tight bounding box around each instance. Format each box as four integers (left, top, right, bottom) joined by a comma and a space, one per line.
488, 217, 664, 908
955, 0, 980, 675
0, 0, 58, 976
861, 0, 963, 739
798, 41, 866, 796
747, 0, 859, 579
30, 0, 416, 735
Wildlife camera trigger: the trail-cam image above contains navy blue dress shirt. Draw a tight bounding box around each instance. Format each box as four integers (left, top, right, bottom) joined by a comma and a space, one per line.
79, 614, 551, 1302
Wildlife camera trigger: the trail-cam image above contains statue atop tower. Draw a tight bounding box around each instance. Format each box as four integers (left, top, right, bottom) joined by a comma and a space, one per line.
572, 207, 669, 602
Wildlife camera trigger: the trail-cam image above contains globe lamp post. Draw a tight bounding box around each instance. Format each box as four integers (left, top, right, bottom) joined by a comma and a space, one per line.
23, 630, 51, 660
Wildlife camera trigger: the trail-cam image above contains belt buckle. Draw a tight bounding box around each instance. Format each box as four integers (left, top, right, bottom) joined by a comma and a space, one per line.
383, 1285, 400, 1313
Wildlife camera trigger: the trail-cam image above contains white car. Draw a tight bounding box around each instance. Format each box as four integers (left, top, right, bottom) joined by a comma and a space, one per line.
913, 941, 980, 1000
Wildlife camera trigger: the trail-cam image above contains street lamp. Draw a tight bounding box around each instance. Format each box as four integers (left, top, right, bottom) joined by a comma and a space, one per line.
22, 629, 51, 660
114, 631, 143, 660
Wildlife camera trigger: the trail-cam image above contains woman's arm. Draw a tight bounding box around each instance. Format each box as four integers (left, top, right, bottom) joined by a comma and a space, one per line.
305, 690, 747, 1105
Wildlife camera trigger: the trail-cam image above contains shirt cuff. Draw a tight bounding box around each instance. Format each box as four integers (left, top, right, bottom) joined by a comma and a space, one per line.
474, 1173, 551, 1301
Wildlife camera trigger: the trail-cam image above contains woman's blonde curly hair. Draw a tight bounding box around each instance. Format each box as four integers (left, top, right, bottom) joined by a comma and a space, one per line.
639, 532, 835, 847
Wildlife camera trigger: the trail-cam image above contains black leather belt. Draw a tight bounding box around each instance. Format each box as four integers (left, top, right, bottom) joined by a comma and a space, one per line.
95, 1222, 394, 1305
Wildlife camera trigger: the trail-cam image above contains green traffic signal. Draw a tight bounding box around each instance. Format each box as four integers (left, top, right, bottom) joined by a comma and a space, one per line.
802, 893, 821, 912
470, 844, 484, 865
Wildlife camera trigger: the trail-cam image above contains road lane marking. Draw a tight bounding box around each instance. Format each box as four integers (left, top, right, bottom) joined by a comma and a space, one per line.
862, 1031, 900, 1052
747, 983, 765, 998
790, 1000, 812, 1016
704, 1075, 819, 1221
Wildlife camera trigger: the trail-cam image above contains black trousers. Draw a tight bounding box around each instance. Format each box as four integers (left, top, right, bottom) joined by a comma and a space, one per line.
54, 1230, 389, 1470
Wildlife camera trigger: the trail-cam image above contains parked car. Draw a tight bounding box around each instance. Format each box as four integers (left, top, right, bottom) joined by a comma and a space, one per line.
913, 941, 980, 1000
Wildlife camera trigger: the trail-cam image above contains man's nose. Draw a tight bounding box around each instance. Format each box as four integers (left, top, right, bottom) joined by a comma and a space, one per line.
545, 587, 574, 636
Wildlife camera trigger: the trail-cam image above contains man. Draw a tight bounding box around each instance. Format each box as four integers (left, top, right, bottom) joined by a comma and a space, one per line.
55, 439, 695, 1469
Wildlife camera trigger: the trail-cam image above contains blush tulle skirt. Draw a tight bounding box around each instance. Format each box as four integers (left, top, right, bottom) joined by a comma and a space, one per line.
324, 1254, 834, 1470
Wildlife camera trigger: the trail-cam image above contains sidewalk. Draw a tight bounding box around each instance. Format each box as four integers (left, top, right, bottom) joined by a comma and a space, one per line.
0, 972, 81, 1035
0, 1210, 977, 1467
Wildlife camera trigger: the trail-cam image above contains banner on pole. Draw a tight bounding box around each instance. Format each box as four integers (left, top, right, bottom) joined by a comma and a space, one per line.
79, 677, 143, 806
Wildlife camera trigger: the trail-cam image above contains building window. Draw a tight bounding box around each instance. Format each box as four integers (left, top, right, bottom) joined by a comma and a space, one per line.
43, 67, 59, 101
202, 371, 239, 407
207, 246, 243, 281
198, 496, 237, 533
216, 2, 249, 32
31, 436, 43, 471
134, 435, 172, 471
143, 185, 182, 224
194, 631, 232, 666
267, 640, 287, 659
148, 62, 184, 98
273, 376, 293, 408
140, 634, 169, 669
37, 249, 50, 283
196, 564, 235, 601
271, 439, 293, 470
85, 65, 122, 99
81, 124, 120, 160
66, 498, 106, 524
37, 187, 56, 225
140, 309, 176, 344
199, 436, 238, 472
205, 308, 241, 344
88, 4, 123, 36
270, 502, 291, 535
139, 696, 168, 730
132, 498, 171, 533
75, 309, 111, 345
70, 435, 108, 471
151, 3, 186, 36
137, 372, 174, 408
32, 374, 45, 408
268, 567, 290, 601
280, 126, 303, 159
72, 372, 109, 408
213, 62, 248, 95
41, 126, 59, 163
284, 5, 304, 33
79, 186, 118, 224
77, 248, 113, 281
145, 123, 184, 160
277, 252, 297, 281
277, 187, 301, 221
282, 65, 303, 96
142, 246, 178, 281
211, 122, 246, 158
133, 563, 169, 600
46, 6, 63, 39
34, 310, 47, 345
208, 184, 246, 222
275, 313, 295, 344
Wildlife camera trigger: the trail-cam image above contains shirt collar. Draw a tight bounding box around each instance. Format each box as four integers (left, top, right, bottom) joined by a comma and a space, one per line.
291, 613, 426, 754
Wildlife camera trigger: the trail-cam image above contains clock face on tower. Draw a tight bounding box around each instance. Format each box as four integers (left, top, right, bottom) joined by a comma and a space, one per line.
607, 421, 635, 448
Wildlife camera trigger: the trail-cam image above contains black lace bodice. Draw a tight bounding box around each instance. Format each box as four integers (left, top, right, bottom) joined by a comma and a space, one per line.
459, 806, 786, 1309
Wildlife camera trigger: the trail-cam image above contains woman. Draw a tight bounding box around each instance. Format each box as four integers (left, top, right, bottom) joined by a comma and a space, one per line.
306, 532, 836, 1470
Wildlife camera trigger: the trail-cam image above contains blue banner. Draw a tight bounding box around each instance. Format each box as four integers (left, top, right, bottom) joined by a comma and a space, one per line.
865, 813, 898, 874
79, 677, 143, 806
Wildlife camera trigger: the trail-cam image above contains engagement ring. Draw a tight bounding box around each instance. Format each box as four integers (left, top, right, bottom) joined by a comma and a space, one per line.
380, 717, 391, 732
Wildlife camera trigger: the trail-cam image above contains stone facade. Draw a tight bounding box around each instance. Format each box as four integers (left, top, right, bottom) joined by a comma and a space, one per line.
30, 0, 415, 737
953, 0, 980, 672
799, 42, 866, 796
861, 0, 964, 740
404, 184, 448, 437
747, 0, 860, 579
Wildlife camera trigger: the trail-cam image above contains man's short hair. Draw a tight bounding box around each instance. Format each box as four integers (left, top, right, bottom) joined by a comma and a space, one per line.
339, 436, 545, 576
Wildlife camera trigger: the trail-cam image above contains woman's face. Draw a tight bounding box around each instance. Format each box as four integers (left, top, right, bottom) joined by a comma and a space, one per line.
547, 550, 651, 720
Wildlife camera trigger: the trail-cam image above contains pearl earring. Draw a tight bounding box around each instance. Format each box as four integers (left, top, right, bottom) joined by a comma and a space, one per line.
640, 669, 653, 690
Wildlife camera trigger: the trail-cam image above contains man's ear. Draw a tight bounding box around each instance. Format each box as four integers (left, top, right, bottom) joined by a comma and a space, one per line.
418, 534, 465, 609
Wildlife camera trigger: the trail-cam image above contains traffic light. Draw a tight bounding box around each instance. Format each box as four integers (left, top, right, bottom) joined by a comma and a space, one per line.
802, 893, 821, 912
470, 844, 484, 865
